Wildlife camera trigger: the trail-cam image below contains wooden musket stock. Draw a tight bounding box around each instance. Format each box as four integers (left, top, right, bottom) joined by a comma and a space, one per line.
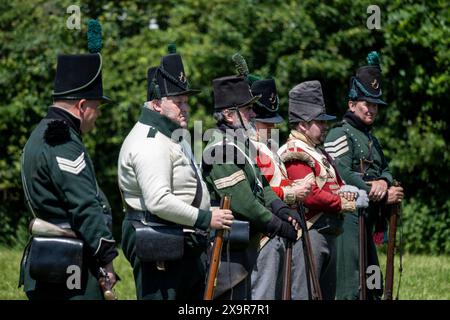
384, 180, 401, 300
298, 205, 323, 300
204, 195, 231, 300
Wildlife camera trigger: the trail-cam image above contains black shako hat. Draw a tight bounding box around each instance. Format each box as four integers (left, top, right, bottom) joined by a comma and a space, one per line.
348, 51, 387, 106
52, 53, 109, 101
229, 53, 281, 122
289, 80, 336, 124
213, 75, 260, 110
52, 20, 110, 102
147, 44, 200, 101
251, 78, 283, 124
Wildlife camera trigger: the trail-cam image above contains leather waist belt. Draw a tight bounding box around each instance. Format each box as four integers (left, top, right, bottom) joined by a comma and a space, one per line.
126, 209, 178, 227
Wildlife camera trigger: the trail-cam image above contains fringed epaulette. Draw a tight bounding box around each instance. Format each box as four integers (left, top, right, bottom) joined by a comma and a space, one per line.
280, 144, 315, 168
44, 120, 71, 146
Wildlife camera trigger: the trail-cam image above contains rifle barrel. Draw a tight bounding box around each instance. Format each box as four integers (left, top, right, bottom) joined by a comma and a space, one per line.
282, 240, 293, 300
359, 208, 367, 300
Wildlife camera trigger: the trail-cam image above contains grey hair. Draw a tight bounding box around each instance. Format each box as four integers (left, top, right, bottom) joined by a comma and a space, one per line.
213, 111, 225, 123
144, 100, 162, 111
213, 109, 236, 126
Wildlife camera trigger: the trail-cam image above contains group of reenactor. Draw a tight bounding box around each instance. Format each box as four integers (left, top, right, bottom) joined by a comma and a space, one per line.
19, 20, 404, 300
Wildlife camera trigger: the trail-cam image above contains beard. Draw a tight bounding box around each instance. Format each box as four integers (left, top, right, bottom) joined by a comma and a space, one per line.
245, 120, 257, 140
232, 116, 257, 140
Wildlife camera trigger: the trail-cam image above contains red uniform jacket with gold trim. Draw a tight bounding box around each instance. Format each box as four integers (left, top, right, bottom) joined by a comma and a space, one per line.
278, 131, 347, 221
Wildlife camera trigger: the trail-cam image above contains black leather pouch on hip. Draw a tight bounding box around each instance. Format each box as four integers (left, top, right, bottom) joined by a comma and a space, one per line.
29, 236, 83, 284
133, 221, 184, 262
223, 219, 250, 251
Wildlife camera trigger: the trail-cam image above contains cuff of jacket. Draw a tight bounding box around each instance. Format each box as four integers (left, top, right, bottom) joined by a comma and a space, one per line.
281, 186, 296, 205
96, 240, 119, 266
263, 214, 281, 239
194, 209, 212, 230
270, 198, 288, 215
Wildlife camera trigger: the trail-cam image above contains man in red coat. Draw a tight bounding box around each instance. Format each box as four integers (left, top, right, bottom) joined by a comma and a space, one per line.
278, 80, 369, 299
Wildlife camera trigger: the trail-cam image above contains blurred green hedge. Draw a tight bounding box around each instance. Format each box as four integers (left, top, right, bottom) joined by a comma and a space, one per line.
1, 0, 449, 253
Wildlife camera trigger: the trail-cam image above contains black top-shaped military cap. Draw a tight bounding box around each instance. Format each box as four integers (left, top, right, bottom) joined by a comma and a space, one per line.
289, 80, 336, 124
213, 75, 260, 110
52, 53, 110, 101
251, 79, 283, 124
147, 52, 200, 101
348, 51, 387, 106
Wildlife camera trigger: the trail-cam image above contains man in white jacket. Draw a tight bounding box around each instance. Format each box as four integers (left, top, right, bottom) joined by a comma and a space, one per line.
118, 45, 233, 300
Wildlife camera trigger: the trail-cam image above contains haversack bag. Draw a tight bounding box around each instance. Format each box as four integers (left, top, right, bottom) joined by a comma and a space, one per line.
133, 220, 185, 262
28, 236, 84, 284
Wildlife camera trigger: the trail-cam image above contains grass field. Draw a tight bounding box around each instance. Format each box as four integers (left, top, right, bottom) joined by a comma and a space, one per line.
1, 246, 448, 300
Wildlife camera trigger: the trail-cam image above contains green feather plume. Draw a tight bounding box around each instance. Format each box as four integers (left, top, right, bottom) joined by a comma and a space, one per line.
232, 53, 249, 77
367, 51, 380, 67
247, 74, 262, 85
87, 19, 102, 53
168, 43, 176, 54
231, 53, 262, 84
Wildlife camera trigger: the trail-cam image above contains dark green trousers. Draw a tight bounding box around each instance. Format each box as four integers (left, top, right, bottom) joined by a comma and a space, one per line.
335, 211, 383, 300
122, 219, 207, 300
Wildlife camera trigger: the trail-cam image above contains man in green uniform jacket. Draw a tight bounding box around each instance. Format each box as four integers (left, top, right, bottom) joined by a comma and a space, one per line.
202, 75, 299, 299
325, 52, 404, 299
20, 26, 118, 300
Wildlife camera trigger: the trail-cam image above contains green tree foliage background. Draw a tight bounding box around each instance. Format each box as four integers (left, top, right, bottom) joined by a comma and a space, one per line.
0, 0, 448, 253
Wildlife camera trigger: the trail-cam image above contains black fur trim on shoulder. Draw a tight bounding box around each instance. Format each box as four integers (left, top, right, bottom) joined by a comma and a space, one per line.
44, 120, 71, 146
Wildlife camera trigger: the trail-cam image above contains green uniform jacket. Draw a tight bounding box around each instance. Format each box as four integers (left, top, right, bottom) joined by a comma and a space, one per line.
21, 106, 117, 299
325, 119, 393, 191
202, 126, 278, 248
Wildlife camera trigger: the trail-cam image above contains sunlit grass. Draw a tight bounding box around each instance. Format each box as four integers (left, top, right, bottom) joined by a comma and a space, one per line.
1, 246, 448, 300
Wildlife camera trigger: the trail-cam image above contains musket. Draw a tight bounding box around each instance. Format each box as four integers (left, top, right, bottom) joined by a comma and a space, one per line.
281, 240, 293, 300
384, 180, 401, 300
29, 217, 117, 300
99, 267, 118, 300
358, 159, 369, 300
297, 205, 323, 300
358, 208, 367, 300
204, 195, 231, 300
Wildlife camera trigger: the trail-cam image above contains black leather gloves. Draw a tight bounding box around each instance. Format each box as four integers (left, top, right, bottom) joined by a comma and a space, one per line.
264, 215, 297, 241
270, 198, 301, 223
